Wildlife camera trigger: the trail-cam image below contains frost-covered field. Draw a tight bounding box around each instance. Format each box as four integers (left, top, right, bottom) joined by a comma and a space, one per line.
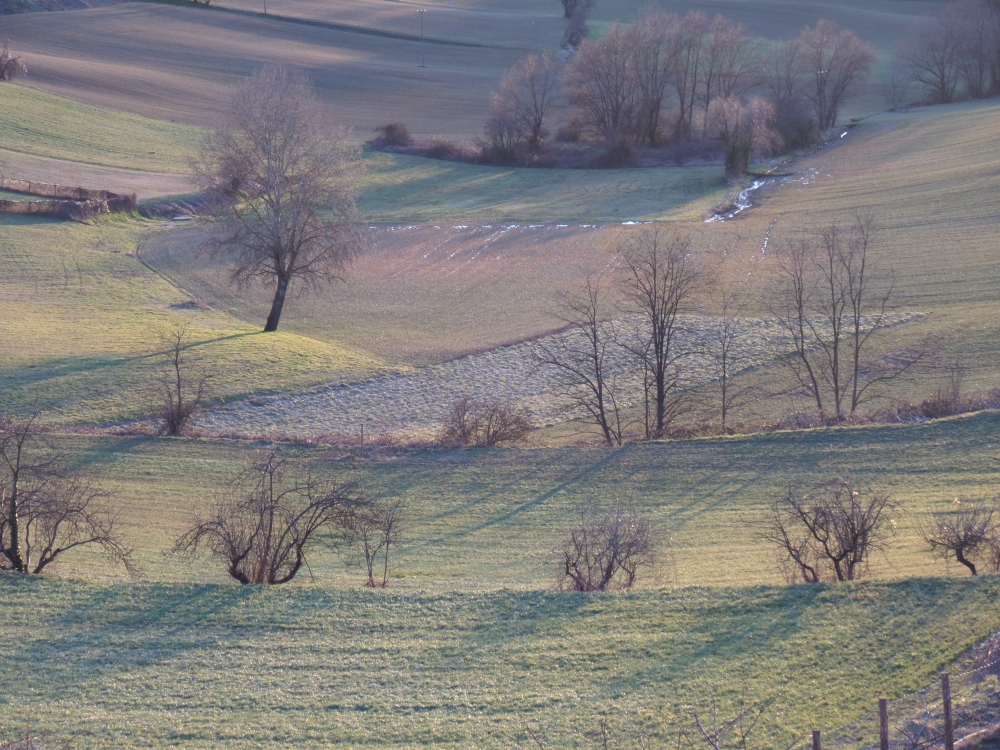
194, 313, 919, 439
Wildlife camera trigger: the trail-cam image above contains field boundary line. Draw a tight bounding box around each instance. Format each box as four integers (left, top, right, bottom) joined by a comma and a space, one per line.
133, 0, 520, 50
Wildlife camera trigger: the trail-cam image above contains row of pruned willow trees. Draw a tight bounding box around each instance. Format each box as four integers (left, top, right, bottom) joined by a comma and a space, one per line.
485, 12, 876, 175
536, 215, 924, 446
0, 418, 401, 587
3, 415, 996, 586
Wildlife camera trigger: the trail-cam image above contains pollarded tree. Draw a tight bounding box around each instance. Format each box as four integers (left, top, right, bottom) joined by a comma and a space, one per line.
796, 20, 875, 131
561, 504, 656, 591
921, 498, 1000, 576
196, 67, 368, 332
763, 477, 900, 583
175, 449, 364, 585
0, 414, 134, 575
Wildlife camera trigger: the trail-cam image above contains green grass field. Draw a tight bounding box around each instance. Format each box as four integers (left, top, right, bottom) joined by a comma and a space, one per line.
0, 213, 383, 424
20, 411, 1000, 587
3, 2, 1000, 747
1, 576, 998, 749
3, 413, 1000, 747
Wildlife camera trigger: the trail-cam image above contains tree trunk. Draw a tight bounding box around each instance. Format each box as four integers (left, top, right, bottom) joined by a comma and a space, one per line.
6, 487, 24, 573
264, 275, 290, 332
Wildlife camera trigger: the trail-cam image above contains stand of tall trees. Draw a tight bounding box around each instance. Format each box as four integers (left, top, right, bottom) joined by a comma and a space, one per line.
488, 9, 878, 169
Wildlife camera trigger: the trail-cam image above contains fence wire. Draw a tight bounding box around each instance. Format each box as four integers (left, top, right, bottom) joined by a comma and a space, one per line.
815, 634, 1000, 749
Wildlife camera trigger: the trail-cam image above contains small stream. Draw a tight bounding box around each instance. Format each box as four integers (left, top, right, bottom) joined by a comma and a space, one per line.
704, 179, 771, 222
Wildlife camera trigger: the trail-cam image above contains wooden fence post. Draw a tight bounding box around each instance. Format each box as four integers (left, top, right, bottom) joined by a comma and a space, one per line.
942, 672, 954, 750
879, 698, 889, 750
812, 729, 822, 750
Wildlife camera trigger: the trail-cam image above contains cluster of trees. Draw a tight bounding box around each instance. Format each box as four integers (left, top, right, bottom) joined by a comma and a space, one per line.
486, 13, 876, 176
540, 215, 920, 445
899, 0, 1000, 104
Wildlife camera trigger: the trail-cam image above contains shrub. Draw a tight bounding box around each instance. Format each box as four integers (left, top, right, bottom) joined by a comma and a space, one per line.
560, 504, 656, 591
0, 39, 26, 82
373, 123, 412, 147
440, 397, 533, 447
592, 135, 636, 168
762, 477, 900, 582
555, 118, 584, 143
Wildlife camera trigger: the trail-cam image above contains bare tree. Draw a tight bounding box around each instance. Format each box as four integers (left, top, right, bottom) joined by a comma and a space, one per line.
708, 280, 754, 430
672, 689, 783, 750
195, 67, 368, 332
771, 214, 920, 422
345, 497, 404, 587
440, 398, 533, 447
534, 275, 625, 447
673, 11, 711, 139
708, 96, 781, 179
796, 20, 876, 131
762, 477, 900, 583
881, 62, 912, 110
0, 39, 26, 82
0, 414, 134, 575
921, 498, 1000, 576
902, 11, 964, 104
154, 325, 210, 436
630, 11, 682, 146
697, 16, 759, 138
561, 504, 656, 591
175, 449, 362, 584
493, 54, 560, 150
761, 39, 817, 147
560, 0, 592, 20
619, 229, 702, 439
563, 25, 639, 140
956, 0, 999, 99
483, 97, 525, 164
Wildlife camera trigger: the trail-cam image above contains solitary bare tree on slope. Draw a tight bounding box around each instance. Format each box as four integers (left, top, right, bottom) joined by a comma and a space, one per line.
196, 67, 368, 332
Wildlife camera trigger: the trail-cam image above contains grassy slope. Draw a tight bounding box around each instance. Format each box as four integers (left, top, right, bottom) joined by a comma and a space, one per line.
0, 82, 201, 173
729, 99, 1000, 395
359, 152, 723, 223
0, 576, 997, 749
32, 411, 1000, 587
144, 100, 1000, 395
0, 213, 383, 423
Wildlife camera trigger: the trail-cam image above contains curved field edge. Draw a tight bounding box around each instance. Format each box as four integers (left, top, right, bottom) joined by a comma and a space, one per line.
0, 576, 997, 749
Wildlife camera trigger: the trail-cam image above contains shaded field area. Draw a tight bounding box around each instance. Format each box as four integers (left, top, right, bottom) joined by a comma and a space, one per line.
28, 411, 1000, 587
0, 576, 997, 749
358, 152, 725, 223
